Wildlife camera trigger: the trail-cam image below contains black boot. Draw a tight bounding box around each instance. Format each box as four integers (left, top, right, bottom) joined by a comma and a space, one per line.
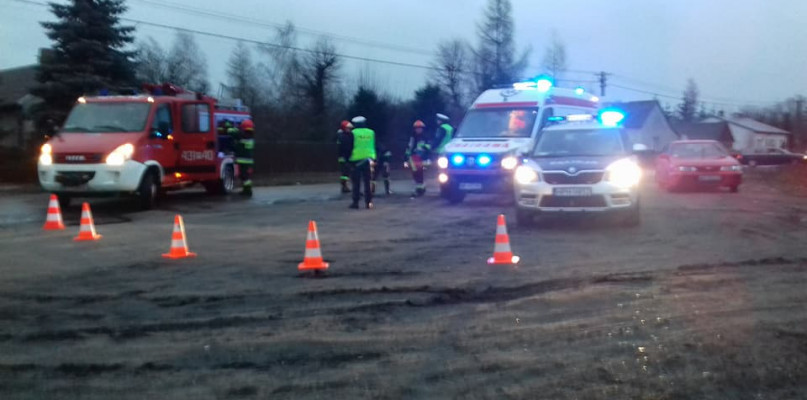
240, 186, 253, 197
384, 181, 392, 195
340, 181, 351, 193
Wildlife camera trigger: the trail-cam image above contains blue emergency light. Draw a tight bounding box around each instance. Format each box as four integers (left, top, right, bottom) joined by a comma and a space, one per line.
451, 154, 465, 166
477, 154, 492, 166
598, 109, 626, 127
535, 77, 553, 93
574, 87, 585, 95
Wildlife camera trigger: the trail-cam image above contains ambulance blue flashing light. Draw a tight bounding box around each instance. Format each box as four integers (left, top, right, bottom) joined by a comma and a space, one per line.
599, 109, 626, 127
477, 154, 493, 166
547, 116, 565, 122
451, 154, 465, 166
535, 77, 553, 93
574, 87, 585, 95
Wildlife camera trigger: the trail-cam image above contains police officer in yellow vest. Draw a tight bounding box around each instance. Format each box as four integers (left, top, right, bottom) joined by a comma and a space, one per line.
348, 116, 376, 209
433, 113, 454, 157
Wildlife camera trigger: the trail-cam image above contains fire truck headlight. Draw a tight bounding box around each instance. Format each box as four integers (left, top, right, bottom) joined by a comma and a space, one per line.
39, 143, 53, 165
605, 158, 642, 188
501, 156, 518, 170
106, 143, 134, 166
515, 166, 539, 184
438, 156, 448, 169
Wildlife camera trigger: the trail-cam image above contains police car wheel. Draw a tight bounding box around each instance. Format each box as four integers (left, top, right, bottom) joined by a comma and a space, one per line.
137, 171, 159, 210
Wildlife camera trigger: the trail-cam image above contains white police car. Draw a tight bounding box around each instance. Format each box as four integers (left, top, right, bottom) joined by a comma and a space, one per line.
513, 110, 645, 226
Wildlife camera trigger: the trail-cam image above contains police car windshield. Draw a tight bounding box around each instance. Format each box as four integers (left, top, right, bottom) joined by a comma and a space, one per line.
669, 142, 728, 159
533, 128, 626, 157
62, 102, 151, 133
455, 108, 537, 138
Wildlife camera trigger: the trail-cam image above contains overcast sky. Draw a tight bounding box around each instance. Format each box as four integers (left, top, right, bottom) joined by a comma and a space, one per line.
3, 0, 807, 111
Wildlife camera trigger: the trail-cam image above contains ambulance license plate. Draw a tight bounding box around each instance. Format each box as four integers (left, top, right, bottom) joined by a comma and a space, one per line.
553, 187, 592, 197
459, 183, 483, 191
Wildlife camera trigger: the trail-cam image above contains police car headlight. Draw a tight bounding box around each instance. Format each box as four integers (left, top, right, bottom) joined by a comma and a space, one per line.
605, 158, 642, 188
501, 156, 518, 170
437, 156, 448, 169
106, 143, 134, 166
515, 166, 539, 184
39, 143, 53, 165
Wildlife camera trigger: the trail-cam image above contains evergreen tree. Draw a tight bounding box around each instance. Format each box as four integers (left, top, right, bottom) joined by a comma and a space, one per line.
33, 0, 136, 123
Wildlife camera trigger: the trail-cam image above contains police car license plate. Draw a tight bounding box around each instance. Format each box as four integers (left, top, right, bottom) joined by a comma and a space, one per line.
459, 183, 483, 191
698, 175, 721, 182
553, 187, 592, 197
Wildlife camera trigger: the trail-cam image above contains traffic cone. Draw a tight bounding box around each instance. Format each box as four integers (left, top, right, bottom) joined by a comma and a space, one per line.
162, 215, 196, 259
43, 194, 65, 230
73, 202, 101, 241
487, 214, 520, 265
298, 220, 329, 271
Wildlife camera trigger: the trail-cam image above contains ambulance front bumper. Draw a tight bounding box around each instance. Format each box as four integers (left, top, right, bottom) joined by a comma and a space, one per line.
38, 161, 147, 193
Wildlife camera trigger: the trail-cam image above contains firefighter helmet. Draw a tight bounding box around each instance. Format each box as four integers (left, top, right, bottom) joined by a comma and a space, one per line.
413, 120, 426, 128
340, 120, 353, 130
241, 119, 254, 131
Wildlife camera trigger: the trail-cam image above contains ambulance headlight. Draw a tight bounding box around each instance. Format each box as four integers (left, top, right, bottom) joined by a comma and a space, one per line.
501, 156, 518, 170
438, 173, 449, 183
515, 166, 539, 184
605, 158, 642, 188
438, 156, 449, 169
39, 143, 53, 166
106, 143, 134, 166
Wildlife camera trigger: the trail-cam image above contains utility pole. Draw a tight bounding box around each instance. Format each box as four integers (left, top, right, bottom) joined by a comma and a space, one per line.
795, 96, 804, 150
597, 71, 609, 97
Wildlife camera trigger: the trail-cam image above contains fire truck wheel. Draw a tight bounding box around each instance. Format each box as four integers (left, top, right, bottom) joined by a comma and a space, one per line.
204, 164, 234, 195
137, 171, 160, 210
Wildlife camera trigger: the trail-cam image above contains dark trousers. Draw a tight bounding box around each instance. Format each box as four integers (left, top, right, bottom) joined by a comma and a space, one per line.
351, 160, 372, 205
409, 155, 426, 195
372, 161, 391, 193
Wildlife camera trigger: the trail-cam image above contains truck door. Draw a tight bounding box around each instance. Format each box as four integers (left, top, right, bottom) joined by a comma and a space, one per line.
176, 102, 217, 176
146, 103, 177, 177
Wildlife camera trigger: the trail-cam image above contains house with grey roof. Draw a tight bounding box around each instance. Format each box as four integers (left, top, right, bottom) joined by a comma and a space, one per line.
702, 116, 790, 152
671, 121, 734, 150
606, 100, 679, 151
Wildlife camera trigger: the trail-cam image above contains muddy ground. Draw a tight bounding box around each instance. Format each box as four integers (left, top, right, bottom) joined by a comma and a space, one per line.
1, 172, 806, 399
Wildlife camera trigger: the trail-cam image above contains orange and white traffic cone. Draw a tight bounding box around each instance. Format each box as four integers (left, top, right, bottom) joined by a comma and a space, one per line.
73, 202, 101, 241
298, 220, 329, 271
162, 215, 196, 259
43, 194, 65, 230
487, 214, 520, 265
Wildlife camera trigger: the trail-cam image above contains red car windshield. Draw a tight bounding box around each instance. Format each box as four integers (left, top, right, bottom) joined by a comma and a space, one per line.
670, 142, 727, 159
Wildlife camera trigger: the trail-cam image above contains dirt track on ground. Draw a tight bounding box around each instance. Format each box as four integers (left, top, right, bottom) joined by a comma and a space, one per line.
1, 174, 807, 399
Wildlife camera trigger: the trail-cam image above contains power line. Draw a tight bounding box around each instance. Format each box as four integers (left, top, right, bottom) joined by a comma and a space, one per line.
610, 83, 772, 108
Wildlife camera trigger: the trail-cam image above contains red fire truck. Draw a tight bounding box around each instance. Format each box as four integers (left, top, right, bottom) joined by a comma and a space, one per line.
37, 83, 252, 209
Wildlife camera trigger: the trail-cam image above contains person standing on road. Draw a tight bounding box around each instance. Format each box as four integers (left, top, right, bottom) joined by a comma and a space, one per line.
405, 120, 431, 197
336, 120, 354, 194
231, 119, 255, 197
432, 113, 454, 158
372, 142, 393, 195
349, 116, 376, 209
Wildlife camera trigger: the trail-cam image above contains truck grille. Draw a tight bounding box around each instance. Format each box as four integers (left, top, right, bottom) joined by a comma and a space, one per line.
543, 171, 604, 184
55, 153, 103, 164
539, 195, 607, 208
55, 171, 96, 186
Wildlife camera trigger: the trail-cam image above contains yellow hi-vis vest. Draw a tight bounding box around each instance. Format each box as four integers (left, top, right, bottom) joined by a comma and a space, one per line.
350, 127, 377, 161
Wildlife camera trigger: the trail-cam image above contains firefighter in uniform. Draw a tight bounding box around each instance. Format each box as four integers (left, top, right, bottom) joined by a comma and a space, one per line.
372, 142, 393, 195
336, 120, 353, 193
231, 119, 255, 196
405, 120, 431, 197
433, 113, 454, 157
348, 116, 376, 209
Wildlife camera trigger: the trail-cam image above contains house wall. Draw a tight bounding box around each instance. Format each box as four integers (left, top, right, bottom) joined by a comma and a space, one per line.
626, 108, 678, 151
728, 124, 755, 151
752, 133, 788, 150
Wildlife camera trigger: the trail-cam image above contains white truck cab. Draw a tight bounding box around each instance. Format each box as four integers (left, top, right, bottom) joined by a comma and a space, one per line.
437, 79, 600, 203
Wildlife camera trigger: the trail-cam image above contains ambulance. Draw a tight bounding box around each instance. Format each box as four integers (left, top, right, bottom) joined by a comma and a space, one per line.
37, 83, 251, 209
437, 78, 600, 203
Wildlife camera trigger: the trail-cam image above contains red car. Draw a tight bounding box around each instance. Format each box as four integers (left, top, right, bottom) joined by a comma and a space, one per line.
656, 140, 743, 193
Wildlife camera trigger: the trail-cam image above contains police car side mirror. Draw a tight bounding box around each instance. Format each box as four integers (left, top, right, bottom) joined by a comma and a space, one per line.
633, 143, 649, 153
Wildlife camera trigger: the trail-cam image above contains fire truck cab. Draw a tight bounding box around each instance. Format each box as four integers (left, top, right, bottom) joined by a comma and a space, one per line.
37, 83, 250, 209
437, 78, 600, 203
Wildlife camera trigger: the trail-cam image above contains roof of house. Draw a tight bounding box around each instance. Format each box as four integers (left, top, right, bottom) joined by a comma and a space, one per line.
704, 115, 790, 135
0, 65, 38, 107
605, 100, 665, 130
672, 121, 733, 142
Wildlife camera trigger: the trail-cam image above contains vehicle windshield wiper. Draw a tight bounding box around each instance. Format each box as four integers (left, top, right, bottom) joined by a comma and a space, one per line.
91, 124, 128, 132
61, 126, 92, 132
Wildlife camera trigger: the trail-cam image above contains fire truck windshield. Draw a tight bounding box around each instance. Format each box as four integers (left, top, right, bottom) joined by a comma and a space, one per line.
455, 108, 538, 138
62, 102, 151, 133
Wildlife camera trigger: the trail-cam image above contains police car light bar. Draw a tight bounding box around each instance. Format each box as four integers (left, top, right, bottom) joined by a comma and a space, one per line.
566, 114, 595, 122
513, 76, 554, 92
599, 109, 626, 127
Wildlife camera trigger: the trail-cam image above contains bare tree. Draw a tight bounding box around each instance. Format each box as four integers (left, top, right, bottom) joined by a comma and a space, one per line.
473, 0, 530, 93
134, 37, 167, 83
541, 31, 567, 79
432, 39, 471, 114
297, 38, 341, 139
258, 21, 302, 103
165, 31, 209, 93
225, 41, 261, 109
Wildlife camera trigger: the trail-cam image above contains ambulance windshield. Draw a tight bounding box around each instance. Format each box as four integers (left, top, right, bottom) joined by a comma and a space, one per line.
62, 102, 151, 133
455, 108, 537, 138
